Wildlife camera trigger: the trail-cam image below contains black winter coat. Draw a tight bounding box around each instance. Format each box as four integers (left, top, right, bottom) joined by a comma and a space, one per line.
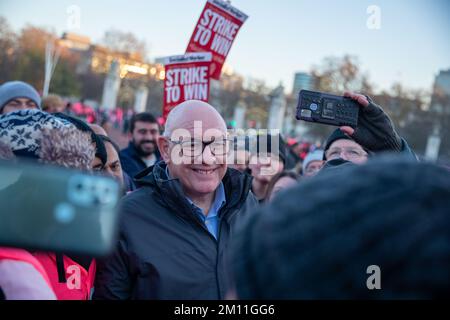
93, 161, 257, 300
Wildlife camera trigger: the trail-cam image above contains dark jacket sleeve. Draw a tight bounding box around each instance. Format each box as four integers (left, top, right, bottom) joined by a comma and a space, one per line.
119, 152, 140, 179
399, 137, 418, 161
242, 191, 260, 213
123, 172, 136, 193
231, 191, 260, 230
93, 235, 132, 300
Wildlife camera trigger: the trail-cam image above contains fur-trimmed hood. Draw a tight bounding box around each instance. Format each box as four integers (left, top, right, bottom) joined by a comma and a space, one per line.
0, 139, 15, 160
38, 127, 95, 170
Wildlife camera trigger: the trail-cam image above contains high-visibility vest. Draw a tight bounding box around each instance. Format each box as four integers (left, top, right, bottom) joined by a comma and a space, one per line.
33, 252, 96, 300
0, 247, 54, 291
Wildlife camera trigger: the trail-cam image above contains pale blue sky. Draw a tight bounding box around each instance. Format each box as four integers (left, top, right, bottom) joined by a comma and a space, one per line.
1, 0, 449, 93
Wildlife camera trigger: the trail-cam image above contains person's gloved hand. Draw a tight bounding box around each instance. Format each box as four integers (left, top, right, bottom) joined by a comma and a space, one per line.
339, 91, 402, 152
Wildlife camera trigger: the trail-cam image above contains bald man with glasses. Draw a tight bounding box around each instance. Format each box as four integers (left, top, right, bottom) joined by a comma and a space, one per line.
94, 100, 258, 300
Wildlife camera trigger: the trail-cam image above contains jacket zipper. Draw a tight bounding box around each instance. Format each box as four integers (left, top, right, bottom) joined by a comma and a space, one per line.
190, 206, 226, 300
215, 215, 224, 299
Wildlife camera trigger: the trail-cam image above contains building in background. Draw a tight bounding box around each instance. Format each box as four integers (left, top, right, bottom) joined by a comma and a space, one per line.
425, 69, 450, 161
292, 72, 313, 96
60, 32, 165, 81
56, 32, 166, 113
286, 72, 314, 138
267, 84, 287, 130
435, 69, 450, 94
431, 69, 450, 113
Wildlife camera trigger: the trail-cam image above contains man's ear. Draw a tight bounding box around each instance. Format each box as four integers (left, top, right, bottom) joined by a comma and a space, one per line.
157, 136, 171, 163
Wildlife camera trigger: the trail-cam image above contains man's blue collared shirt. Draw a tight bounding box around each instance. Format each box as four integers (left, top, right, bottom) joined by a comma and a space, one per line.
166, 167, 226, 239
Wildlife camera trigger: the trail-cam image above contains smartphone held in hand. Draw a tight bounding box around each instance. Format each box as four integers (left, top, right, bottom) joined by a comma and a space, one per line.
296, 90, 360, 127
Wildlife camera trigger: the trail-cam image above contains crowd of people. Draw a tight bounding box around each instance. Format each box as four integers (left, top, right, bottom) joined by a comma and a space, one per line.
0, 80, 448, 300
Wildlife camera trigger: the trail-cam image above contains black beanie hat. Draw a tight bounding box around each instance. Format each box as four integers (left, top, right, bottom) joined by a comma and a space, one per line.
231, 155, 450, 299
323, 128, 372, 160
324, 128, 353, 152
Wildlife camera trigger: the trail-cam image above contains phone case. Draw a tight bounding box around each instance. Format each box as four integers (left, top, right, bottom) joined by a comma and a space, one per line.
296, 90, 360, 127
0, 159, 121, 257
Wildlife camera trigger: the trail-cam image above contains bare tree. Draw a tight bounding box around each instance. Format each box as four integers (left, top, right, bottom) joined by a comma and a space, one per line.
311, 55, 374, 95
100, 29, 147, 60
305, 55, 375, 140
0, 16, 17, 83
243, 79, 270, 127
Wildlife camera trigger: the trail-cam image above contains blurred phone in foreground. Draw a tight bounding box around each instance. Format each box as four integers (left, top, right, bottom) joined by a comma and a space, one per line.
0, 159, 121, 257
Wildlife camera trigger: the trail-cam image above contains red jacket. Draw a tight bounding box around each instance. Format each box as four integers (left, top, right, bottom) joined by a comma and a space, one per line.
33, 252, 96, 300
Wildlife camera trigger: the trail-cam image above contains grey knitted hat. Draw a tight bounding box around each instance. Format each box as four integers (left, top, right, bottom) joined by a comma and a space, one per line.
0, 81, 41, 113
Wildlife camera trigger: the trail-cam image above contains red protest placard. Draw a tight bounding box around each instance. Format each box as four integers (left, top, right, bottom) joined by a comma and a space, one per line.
186, 0, 248, 80
163, 52, 212, 120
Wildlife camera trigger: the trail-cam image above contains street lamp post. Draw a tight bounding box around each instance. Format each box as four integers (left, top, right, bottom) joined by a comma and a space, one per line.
43, 40, 61, 96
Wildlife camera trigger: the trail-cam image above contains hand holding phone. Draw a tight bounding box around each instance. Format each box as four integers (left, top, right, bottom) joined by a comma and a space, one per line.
340, 91, 403, 152
296, 90, 403, 152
